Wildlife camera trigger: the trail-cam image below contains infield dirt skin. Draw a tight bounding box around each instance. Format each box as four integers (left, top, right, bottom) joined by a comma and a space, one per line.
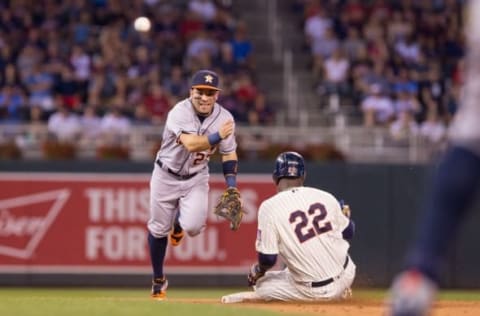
174, 298, 480, 316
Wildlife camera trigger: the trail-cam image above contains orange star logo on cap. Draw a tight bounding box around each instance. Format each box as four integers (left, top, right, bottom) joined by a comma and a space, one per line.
204, 74, 214, 83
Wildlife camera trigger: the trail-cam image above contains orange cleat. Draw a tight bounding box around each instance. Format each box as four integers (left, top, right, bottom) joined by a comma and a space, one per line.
169, 229, 184, 246
151, 277, 168, 301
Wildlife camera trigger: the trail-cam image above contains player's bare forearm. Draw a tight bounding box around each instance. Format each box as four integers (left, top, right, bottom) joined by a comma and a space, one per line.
178, 133, 213, 152
179, 119, 234, 152
222, 151, 237, 162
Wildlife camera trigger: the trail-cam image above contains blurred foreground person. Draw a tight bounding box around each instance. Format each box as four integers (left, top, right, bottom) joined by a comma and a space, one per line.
387, 1, 480, 315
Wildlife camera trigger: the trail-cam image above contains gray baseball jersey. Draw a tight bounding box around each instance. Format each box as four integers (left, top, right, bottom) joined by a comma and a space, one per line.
254, 186, 356, 301
148, 98, 236, 238
157, 98, 237, 175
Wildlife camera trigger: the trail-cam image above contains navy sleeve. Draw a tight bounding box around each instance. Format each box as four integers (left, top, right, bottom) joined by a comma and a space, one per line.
342, 219, 355, 240
258, 252, 277, 271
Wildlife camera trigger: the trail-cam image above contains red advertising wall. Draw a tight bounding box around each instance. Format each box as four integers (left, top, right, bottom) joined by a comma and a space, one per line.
0, 173, 275, 275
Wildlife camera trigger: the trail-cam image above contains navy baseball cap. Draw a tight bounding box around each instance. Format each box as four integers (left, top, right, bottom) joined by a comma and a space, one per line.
191, 70, 221, 91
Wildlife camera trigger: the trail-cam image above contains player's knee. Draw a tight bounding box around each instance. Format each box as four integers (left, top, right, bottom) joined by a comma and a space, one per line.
181, 223, 204, 237
186, 230, 201, 237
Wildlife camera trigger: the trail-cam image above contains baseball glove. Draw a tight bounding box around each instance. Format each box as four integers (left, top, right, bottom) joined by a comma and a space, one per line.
213, 187, 244, 231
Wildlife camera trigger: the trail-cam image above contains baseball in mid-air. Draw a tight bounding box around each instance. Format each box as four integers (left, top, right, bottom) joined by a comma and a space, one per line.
134, 16, 151, 32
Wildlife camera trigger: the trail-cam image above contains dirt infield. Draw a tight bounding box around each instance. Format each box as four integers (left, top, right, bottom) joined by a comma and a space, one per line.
177, 298, 480, 316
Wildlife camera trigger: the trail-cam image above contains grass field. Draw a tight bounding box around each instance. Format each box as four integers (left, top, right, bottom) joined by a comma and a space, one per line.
0, 287, 480, 316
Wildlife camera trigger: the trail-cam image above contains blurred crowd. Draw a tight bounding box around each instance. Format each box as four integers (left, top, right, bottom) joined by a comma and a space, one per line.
0, 0, 275, 145
296, 0, 464, 146
0, 0, 466, 156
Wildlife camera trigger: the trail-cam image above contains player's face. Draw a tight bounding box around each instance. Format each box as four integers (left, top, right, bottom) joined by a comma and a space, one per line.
190, 88, 219, 115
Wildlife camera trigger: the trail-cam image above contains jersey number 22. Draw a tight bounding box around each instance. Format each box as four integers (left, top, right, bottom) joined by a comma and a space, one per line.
289, 202, 332, 243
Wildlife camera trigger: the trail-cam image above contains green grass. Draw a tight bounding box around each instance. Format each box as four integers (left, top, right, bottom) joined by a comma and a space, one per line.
437, 290, 480, 301
0, 288, 479, 316
0, 288, 287, 316
355, 287, 480, 301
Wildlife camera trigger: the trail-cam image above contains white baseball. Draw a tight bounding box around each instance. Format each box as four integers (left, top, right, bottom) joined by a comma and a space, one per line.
134, 16, 151, 32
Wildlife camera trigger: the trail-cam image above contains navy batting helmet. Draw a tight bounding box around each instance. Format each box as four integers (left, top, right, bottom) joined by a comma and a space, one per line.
272, 151, 305, 184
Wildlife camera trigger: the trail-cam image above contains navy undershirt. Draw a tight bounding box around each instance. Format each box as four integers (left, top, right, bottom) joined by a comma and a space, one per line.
197, 115, 206, 123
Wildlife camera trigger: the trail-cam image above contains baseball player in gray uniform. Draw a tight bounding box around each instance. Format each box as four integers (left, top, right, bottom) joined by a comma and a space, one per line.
222, 152, 356, 303
147, 70, 239, 300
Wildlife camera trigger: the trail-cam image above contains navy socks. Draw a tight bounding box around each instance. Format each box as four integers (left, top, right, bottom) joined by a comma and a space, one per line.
148, 232, 168, 280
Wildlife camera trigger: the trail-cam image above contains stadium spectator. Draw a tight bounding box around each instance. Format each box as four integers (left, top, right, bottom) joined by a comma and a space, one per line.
229, 21, 254, 69
188, 0, 218, 23
24, 63, 55, 113
360, 83, 395, 127
185, 29, 219, 68
79, 105, 102, 145
99, 106, 131, 145
142, 83, 171, 124
47, 104, 81, 142
15, 105, 45, 151
369, 0, 392, 22
179, 10, 204, 42
304, 7, 333, 51
363, 14, 385, 44
394, 33, 421, 65
389, 110, 419, 143
247, 92, 274, 126
233, 72, 258, 109
127, 45, 155, 87
392, 89, 421, 120
69, 45, 91, 101
162, 65, 189, 101
216, 85, 243, 122
215, 42, 239, 78
55, 66, 81, 110
131, 103, 153, 126
16, 44, 41, 83
0, 84, 26, 122
387, 10, 413, 45
342, 26, 367, 61
315, 47, 351, 98
311, 27, 340, 61
343, 0, 367, 29
419, 105, 447, 146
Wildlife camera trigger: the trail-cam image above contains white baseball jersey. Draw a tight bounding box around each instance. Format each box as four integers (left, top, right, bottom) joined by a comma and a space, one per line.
254, 186, 356, 301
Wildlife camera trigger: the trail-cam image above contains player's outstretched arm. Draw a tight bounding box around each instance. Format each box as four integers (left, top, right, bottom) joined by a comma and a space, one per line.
179, 133, 215, 152
179, 120, 234, 152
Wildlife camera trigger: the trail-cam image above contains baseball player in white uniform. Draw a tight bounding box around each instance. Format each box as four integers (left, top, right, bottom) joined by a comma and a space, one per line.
222, 151, 356, 303
147, 69, 239, 300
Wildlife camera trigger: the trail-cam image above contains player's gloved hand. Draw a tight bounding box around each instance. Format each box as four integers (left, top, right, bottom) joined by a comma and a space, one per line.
213, 187, 244, 231
247, 263, 265, 286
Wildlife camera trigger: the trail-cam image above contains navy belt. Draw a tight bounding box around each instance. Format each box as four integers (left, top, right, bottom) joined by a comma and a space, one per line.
311, 256, 349, 288
156, 159, 198, 180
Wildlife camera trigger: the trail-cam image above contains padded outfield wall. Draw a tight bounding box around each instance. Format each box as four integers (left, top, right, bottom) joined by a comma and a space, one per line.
0, 160, 479, 289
